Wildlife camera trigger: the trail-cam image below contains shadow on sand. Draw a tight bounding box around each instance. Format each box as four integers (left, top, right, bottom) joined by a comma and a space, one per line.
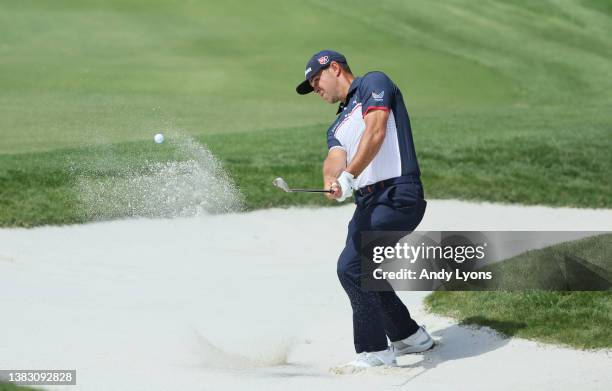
394, 319, 527, 386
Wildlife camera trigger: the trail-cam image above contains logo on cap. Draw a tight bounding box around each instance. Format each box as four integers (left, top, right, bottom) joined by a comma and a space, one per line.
305, 67, 312, 77
318, 56, 329, 65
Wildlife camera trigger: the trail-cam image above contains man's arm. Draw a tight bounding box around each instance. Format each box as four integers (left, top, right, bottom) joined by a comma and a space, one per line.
345, 109, 389, 177
323, 147, 347, 199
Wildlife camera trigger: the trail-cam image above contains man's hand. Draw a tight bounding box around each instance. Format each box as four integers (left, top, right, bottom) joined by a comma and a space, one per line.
325, 180, 342, 200
324, 171, 354, 201
334, 171, 356, 202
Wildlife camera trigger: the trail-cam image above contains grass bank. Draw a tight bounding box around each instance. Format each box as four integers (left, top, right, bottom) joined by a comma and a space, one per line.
425, 234, 612, 349
2, 107, 610, 227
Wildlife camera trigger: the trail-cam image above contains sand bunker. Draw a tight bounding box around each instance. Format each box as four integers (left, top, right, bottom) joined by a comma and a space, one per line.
0, 201, 611, 390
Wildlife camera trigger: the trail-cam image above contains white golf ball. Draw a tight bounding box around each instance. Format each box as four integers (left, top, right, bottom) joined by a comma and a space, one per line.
154, 133, 164, 144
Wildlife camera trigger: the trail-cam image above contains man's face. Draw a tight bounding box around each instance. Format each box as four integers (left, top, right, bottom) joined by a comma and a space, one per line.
309, 64, 340, 104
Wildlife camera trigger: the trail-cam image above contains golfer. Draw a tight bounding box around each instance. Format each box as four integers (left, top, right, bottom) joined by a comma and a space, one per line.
296, 50, 433, 368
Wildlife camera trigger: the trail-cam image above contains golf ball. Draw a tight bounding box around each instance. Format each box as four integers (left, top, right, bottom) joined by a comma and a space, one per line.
154, 133, 164, 144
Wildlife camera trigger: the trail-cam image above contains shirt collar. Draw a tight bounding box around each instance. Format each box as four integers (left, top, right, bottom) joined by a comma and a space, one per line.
336, 77, 361, 115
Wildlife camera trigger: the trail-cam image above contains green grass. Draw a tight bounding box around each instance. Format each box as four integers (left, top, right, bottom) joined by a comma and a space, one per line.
1, 0, 611, 227
0, 0, 514, 154
2, 109, 610, 226
425, 234, 612, 349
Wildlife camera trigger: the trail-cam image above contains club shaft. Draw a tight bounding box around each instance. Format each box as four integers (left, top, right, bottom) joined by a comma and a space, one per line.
290, 189, 332, 193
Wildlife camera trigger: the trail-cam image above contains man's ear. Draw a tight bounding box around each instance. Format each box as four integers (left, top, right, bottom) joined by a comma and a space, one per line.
330, 61, 342, 76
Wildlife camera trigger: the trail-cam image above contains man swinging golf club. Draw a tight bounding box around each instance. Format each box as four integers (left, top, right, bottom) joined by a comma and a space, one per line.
296, 50, 433, 368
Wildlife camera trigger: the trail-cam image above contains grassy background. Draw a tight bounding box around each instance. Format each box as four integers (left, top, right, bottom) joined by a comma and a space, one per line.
0, 0, 515, 154
1, 0, 612, 227
2, 113, 611, 227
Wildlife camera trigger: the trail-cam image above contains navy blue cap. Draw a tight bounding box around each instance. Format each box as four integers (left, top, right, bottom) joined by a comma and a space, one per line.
296, 50, 348, 95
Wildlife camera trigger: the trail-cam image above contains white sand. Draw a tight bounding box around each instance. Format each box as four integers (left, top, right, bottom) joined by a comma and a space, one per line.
0, 200, 611, 390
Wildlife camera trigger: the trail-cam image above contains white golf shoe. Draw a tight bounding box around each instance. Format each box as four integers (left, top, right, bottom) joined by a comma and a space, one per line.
343, 348, 397, 368
391, 326, 434, 355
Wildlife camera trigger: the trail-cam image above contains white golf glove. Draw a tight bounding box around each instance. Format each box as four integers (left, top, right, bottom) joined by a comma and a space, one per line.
336, 171, 356, 202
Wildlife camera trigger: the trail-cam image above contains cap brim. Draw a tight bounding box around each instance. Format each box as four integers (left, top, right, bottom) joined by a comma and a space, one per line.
296, 79, 314, 95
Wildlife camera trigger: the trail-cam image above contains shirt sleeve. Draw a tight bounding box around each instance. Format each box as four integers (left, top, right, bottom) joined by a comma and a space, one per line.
359, 72, 394, 118
327, 123, 344, 151
327, 128, 345, 151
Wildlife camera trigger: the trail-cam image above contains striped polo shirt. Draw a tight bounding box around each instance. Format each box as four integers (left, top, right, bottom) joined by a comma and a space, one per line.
327, 71, 421, 188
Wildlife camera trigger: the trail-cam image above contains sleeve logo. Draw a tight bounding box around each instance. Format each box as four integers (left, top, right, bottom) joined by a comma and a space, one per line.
318, 55, 330, 65
372, 90, 384, 101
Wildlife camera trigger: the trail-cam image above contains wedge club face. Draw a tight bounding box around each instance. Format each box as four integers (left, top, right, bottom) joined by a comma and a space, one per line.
273, 177, 291, 192
272, 177, 332, 193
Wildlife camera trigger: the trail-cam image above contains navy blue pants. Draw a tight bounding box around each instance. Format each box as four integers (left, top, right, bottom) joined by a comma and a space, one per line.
337, 178, 426, 353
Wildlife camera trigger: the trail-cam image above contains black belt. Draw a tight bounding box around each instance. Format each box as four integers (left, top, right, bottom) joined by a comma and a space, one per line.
356, 175, 421, 196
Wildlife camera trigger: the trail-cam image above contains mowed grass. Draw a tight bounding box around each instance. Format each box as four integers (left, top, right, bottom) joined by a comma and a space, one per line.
1, 0, 611, 227
0, 0, 512, 154
427, 290, 612, 349
425, 234, 612, 349
2, 104, 610, 226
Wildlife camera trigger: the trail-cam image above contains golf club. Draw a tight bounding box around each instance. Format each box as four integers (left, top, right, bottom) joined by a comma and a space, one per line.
272, 177, 333, 193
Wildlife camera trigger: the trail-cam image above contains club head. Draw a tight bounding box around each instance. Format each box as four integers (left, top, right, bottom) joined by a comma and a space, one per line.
272, 177, 291, 192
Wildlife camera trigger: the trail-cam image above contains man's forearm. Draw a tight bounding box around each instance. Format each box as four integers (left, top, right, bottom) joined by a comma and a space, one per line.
323, 150, 346, 184
346, 109, 389, 177
346, 126, 385, 177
